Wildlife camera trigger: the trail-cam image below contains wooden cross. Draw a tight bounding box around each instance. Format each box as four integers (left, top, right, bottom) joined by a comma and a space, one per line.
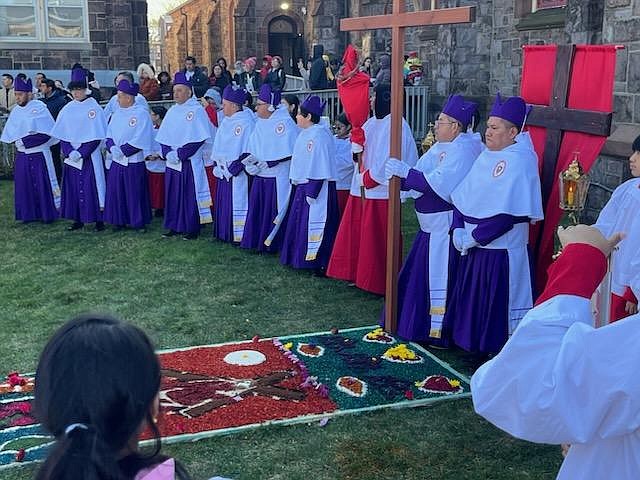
527, 44, 613, 210
340, 2, 475, 333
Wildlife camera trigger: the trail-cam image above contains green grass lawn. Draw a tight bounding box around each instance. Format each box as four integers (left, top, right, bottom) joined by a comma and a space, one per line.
0, 179, 561, 479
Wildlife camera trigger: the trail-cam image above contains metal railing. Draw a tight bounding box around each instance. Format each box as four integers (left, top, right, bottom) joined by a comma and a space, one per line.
0, 86, 429, 176
147, 85, 430, 139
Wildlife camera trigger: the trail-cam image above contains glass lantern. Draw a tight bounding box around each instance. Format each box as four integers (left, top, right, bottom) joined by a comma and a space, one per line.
558, 152, 590, 212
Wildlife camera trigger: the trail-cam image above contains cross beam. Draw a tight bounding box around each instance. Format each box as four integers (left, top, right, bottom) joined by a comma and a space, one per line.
526, 44, 612, 208
340, 2, 475, 334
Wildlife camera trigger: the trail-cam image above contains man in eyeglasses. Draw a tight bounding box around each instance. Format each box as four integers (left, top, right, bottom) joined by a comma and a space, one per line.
382, 95, 484, 345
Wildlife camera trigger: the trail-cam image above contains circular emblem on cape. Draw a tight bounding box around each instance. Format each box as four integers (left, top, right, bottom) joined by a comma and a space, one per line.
438, 151, 447, 164
275, 122, 285, 135
307, 140, 314, 152
234, 125, 243, 136
129, 116, 137, 127
186, 111, 194, 121
88, 109, 96, 119
493, 160, 506, 178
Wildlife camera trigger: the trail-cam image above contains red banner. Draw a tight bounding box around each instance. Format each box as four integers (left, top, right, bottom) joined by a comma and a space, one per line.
521, 44, 616, 293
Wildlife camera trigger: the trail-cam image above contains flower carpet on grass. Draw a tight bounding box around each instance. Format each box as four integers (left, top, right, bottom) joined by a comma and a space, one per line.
0, 326, 469, 470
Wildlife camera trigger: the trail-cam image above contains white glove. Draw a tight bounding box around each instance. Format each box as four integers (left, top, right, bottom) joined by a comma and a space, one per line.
385, 157, 410, 179
354, 172, 364, 187
213, 165, 224, 179
15, 138, 24, 150
68, 150, 82, 162
351, 142, 363, 154
306, 196, 317, 206
166, 150, 179, 165
461, 234, 478, 255
245, 163, 260, 175
452, 229, 465, 253
256, 160, 268, 170
110, 146, 124, 160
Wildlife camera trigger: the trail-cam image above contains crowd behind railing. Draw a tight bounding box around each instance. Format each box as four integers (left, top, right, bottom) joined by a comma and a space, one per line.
0, 50, 429, 177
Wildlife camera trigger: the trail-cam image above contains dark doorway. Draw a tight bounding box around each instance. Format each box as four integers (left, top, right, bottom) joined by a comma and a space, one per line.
267, 16, 303, 74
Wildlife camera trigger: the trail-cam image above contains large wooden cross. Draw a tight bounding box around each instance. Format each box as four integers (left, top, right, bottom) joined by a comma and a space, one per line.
527, 44, 613, 211
340, 2, 475, 333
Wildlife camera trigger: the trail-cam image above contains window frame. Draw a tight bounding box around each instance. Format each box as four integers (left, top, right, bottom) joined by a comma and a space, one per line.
0, 0, 89, 43
532, 0, 568, 13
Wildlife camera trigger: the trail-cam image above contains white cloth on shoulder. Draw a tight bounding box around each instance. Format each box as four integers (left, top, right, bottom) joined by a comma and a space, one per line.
472, 294, 640, 480
594, 177, 640, 296
451, 131, 543, 221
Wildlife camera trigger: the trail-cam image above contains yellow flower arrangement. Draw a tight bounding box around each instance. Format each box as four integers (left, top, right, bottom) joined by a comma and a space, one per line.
382, 344, 422, 363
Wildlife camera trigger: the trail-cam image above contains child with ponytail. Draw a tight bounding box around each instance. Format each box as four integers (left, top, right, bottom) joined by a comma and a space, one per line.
33, 314, 191, 480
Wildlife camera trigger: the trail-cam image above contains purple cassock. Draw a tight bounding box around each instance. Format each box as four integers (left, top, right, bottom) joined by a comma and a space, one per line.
445, 93, 542, 355
14, 133, 60, 223
2, 77, 60, 223
59, 139, 103, 223
380, 175, 460, 345
103, 81, 152, 229
52, 68, 108, 226
379, 95, 482, 345
240, 84, 294, 253
240, 171, 285, 252
445, 212, 534, 354
279, 180, 340, 270
212, 87, 253, 243
162, 141, 205, 235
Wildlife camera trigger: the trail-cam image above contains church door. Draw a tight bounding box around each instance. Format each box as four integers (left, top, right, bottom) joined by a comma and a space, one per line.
268, 16, 303, 74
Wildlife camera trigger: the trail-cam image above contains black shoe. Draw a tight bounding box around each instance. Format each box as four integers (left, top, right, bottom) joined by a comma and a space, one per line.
182, 233, 198, 240
67, 221, 83, 231
94, 221, 105, 232
162, 230, 178, 238
154, 209, 164, 218
313, 268, 327, 278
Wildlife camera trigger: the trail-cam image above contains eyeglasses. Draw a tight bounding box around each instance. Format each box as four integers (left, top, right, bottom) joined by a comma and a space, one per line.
435, 119, 456, 126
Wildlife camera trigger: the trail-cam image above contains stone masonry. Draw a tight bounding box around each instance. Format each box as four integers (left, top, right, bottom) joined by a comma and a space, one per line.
0, 0, 149, 72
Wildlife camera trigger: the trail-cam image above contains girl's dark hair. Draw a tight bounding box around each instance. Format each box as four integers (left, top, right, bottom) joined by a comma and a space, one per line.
283, 94, 299, 120
34, 314, 190, 480
299, 105, 320, 124
158, 71, 170, 83
216, 57, 228, 68
632, 134, 640, 152
336, 112, 351, 127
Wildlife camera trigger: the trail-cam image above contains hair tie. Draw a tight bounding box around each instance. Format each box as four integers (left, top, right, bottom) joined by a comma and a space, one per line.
64, 423, 89, 437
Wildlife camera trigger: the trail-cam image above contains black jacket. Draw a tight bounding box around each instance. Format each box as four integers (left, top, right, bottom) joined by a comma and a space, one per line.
238, 70, 261, 92
264, 68, 286, 92
42, 88, 69, 120
309, 45, 328, 90
182, 67, 209, 98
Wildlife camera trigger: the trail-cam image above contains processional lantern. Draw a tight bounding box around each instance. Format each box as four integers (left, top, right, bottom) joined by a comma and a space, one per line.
558, 152, 590, 216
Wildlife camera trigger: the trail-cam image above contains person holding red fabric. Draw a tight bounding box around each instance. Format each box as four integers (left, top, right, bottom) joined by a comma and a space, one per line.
593, 135, 640, 321
327, 84, 418, 295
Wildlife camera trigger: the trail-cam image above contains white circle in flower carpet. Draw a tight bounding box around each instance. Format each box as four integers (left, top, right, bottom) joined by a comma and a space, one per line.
223, 350, 267, 366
